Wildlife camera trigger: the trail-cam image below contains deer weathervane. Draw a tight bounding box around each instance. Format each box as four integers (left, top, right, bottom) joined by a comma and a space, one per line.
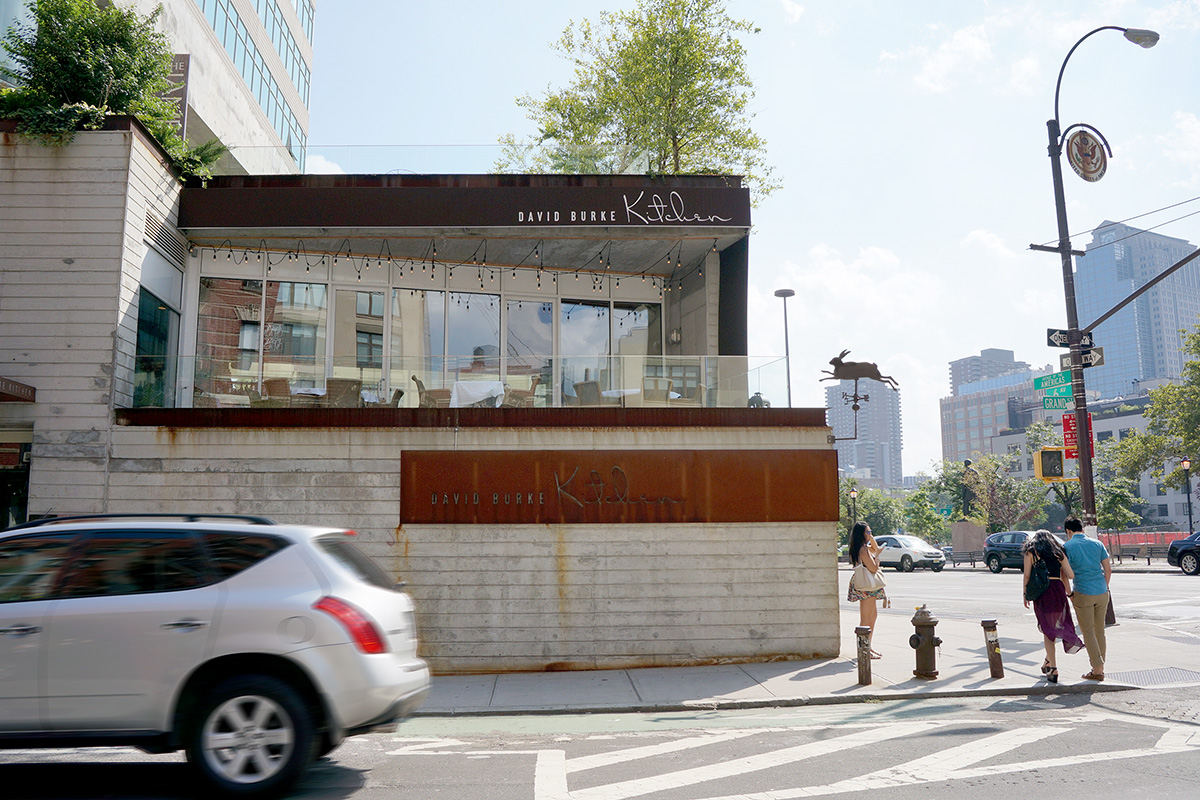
820, 350, 899, 442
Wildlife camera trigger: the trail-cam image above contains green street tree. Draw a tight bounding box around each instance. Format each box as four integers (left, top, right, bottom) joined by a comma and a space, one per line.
921, 456, 1046, 534
495, 0, 779, 201
0, 0, 224, 177
1024, 419, 1078, 520
837, 479, 903, 545
903, 483, 950, 544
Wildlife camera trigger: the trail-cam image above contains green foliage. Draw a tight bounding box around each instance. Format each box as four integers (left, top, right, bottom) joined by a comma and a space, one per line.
903, 483, 950, 544
0, 0, 224, 178
837, 479, 904, 544
920, 456, 1047, 533
495, 0, 779, 201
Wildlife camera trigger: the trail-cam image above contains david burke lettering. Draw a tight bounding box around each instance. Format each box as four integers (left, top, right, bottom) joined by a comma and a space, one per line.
515, 191, 733, 226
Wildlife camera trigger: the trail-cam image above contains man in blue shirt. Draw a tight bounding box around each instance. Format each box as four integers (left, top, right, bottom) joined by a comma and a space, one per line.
1062, 517, 1112, 680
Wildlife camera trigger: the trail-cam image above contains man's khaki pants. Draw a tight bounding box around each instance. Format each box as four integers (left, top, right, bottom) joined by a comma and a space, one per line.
1071, 591, 1110, 674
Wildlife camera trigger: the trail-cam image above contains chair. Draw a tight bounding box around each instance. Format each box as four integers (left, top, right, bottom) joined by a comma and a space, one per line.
671, 383, 706, 407
642, 376, 673, 404
262, 377, 291, 404
502, 375, 541, 408
325, 378, 363, 408
573, 380, 603, 406
412, 375, 451, 408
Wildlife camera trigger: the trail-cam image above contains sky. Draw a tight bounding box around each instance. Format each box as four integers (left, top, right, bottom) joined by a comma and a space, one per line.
304, 1, 1200, 477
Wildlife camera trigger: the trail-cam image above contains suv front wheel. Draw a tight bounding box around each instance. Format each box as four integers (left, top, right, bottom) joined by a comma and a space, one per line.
186, 675, 317, 797
987, 554, 1003, 574
1181, 551, 1200, 576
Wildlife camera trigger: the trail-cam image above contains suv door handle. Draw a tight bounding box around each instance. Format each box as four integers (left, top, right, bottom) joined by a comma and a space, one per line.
0, 625, 43, 636
161, 620, 209, 631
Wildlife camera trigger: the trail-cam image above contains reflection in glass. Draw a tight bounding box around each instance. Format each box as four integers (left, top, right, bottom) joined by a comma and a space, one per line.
446, 292, 501, 380
264, 281, 327, 390
134, 288, 178, 408
196, 278, 264, 405
391, 289, 444, 404
505, 300, 552, 404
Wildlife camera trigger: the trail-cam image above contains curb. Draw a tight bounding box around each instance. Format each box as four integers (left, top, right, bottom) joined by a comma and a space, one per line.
411, 681, 1138, 717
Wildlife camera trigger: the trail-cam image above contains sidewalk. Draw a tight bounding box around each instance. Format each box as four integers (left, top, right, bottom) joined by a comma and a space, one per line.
415, 611, 1200, 717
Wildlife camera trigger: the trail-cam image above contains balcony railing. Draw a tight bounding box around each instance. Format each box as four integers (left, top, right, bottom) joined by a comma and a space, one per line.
128, 354, 789, 410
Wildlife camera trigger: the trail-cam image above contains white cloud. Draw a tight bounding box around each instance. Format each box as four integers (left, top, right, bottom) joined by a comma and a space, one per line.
883, 24, 993, 93
962, 229, 1016, 260
305, 154, 347, 174
781, 0, 805, 25
1158, 111, 1200, 185
1005, 55, 1040, 96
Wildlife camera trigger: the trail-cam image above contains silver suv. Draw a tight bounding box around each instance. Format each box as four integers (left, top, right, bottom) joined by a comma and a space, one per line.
0, 514, 429, 796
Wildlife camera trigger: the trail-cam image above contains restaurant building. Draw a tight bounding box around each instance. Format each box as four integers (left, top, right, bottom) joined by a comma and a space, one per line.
1, 120, 839, 672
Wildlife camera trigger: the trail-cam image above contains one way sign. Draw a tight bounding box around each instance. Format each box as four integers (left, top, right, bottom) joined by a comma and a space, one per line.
1047, 328, 1095, 348
1060, 347, 1105, 370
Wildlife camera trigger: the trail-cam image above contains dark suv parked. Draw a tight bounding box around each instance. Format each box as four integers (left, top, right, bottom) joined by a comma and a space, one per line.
984, 530, 1069, 573
1168, 532, 1200, 575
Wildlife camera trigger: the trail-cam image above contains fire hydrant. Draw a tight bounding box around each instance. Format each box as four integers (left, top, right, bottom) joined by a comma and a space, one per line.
909, 604, 942, 679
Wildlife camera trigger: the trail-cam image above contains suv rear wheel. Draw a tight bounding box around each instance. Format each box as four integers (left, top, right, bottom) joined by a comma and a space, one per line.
987, 554, 1003, 573
186, 675, 316, 797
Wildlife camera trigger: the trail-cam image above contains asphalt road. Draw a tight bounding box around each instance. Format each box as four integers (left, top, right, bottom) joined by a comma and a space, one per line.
3, 687, 1199, 799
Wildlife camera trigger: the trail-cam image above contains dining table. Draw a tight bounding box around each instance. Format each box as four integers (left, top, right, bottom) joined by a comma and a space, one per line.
450, 380, 506, 408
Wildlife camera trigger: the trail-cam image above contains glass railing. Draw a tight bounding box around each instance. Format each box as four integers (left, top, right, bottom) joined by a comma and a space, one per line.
128, 355, 790, 410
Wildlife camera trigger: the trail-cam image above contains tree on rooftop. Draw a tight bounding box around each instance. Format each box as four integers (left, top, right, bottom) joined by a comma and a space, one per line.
0, 0, 224, 177
495, 0, 779, 202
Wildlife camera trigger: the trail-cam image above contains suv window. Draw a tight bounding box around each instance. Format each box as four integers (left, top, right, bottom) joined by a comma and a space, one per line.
203, 533, 289, 578
58, 532, 211, 598
0, 534, 76, 603
316, 536, 395, 590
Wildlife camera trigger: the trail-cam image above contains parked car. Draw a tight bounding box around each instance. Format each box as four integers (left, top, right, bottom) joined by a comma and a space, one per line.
874, 534, 946, 572
1168, 531, 1200, 575
983, 530, 1065, 573
0, 514, 430, 797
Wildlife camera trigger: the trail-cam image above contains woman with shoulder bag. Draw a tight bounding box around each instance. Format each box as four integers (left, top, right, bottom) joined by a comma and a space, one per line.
1022, 529, 1084, 683
847, 521, 887, 659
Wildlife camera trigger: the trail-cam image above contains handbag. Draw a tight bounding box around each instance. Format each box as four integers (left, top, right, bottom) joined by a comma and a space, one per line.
1025, 557, 1050, 602
853, 562, 887, 592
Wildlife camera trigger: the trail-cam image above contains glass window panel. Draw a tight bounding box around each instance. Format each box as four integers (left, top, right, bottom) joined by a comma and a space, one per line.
134, 288, 177, 408
391, 289, 445, 401
0, 534, 75, 603
505, 300, 553, 403
58, 533, 210, 598
560, 300, 611, 397
446, 292, 501, 380
196, 278, 263, 404
264, 281, 327, 390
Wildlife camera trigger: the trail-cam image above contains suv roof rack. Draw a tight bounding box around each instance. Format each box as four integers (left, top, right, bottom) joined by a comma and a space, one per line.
3, 513, 277, 532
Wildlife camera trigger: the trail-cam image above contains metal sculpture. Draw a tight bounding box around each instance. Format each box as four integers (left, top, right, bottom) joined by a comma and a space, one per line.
820, 350, 899, 390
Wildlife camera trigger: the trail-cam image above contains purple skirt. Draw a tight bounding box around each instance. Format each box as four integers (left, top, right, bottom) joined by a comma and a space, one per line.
1033, 580, 1084, 653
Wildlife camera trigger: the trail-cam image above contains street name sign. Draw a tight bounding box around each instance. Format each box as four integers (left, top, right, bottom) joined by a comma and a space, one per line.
1047, 329, 1095, 348
1033, 370, 1071, 390
1043, 383, 1073, 398
1059, 346, 1105, 370
1044, 397, 1072, 410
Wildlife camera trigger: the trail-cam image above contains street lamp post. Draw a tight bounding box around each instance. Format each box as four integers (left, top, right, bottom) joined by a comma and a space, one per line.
1183, 458, 1194, 536
774, 289, 795, 407
850, 487, 858, 524
1035, 26, 1159, 530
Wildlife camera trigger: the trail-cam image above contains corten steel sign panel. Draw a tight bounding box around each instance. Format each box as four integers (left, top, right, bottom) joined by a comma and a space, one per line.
404, 450, 838, 524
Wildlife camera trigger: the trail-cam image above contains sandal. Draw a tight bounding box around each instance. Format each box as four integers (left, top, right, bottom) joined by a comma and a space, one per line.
870, 649, 883, 660
1082, 671, 1105, 681
1046, 667, 1058, 684
1041, 659, 1052, 675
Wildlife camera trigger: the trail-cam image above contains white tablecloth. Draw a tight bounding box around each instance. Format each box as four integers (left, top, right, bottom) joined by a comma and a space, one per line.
450, 380, 506, 407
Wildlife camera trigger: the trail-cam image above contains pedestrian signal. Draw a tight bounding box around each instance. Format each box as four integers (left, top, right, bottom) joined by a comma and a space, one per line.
1034, 448, 1073, 482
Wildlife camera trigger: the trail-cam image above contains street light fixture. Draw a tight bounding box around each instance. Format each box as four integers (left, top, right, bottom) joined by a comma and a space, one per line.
850, 487, 858, 523
774, 289, 795, 408
1035, 25, 1159, 530
1183, 458, 1194, 536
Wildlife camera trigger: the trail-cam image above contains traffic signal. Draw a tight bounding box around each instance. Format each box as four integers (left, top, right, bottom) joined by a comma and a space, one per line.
1034, 448, 1071, 482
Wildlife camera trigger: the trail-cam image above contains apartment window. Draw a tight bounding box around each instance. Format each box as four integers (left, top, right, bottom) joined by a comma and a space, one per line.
1156, 483, 1167, 496
1158, 504, 1169, 517
1096, 430, 1113, 442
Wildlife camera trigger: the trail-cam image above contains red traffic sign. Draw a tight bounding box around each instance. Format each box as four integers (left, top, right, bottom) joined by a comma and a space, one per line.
1063, 413, 1094, 459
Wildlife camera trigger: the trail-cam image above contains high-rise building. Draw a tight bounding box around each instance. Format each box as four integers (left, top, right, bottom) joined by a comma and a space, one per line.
939, 368, 1053, 464
1075, 221, 1200, 399
825, 379, 902, 486
0, 0, 313, 173
948, 349, 1030, 396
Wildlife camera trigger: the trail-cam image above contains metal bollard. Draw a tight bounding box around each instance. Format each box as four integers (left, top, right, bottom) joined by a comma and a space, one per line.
855, 626, 872, 685
909, 605, 941, 679
981, 619, 1004, 678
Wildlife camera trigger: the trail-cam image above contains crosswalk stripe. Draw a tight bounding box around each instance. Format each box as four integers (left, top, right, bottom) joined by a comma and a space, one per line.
565, 721, 938, 800
566, 730, 768, 773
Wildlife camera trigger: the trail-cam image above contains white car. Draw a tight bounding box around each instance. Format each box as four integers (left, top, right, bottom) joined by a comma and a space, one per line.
0, 514, 430, 797
875, 534, 946, 572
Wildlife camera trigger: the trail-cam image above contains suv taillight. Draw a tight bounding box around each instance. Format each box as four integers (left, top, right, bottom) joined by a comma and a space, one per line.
314, 596, 388, 654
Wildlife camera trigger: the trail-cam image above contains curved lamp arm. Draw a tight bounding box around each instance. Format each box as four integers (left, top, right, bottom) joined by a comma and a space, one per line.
1054, 26, 1159, 126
